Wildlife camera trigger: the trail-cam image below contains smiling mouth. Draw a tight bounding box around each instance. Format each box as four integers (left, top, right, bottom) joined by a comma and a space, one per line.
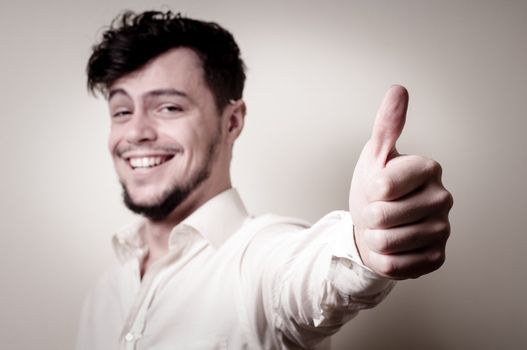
127, 155, 174, 170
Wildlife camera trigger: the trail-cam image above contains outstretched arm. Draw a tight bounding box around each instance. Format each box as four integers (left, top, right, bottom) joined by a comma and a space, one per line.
246, 86, 453, 349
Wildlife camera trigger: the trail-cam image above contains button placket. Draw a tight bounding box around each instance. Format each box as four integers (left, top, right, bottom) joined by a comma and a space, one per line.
119, 225, 207, 349
124, 332, 134, 342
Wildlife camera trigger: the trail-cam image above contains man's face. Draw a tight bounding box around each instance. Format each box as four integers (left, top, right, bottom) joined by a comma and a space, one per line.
107, 48, 224, 220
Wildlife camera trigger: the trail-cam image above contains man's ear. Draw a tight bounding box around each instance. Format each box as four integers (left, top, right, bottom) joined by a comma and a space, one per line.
222, 99, 246, 144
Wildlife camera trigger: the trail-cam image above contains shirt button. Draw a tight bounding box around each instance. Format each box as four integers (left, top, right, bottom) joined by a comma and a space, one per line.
125, 333, 134, 342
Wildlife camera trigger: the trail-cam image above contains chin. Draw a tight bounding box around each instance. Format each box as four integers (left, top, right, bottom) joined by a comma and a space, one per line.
120, 179, 196, 221
126, 189, 166, 207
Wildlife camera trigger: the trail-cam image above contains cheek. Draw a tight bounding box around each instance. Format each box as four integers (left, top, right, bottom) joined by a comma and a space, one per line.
166, 120, 204, 150
107, 126, 121, 155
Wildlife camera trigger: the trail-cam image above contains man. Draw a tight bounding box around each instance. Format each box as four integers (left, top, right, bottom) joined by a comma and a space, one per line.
77, 10, 452, 350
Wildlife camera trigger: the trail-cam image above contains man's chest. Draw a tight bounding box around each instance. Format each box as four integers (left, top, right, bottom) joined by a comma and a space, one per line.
114, 246, 258, 349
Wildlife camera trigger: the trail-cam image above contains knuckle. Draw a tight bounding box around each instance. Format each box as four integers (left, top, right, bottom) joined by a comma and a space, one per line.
424, 159, 442, 178
369, 230, 391, 254
446, 191, 454, 210
366, 202, 389, 228
372, 174, 394, 200
375, 255, 398, 277
432, 220, 451, 241
442, 220, 451, 238
425, 159, 443, 175
426, 249, 446, 270
435, 189, 454, 210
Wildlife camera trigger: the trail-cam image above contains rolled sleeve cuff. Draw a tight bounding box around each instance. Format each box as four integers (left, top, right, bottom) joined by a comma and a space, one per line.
328, 211, 396, 297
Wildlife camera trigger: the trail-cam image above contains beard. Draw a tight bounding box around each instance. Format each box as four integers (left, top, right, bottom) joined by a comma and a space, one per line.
121, 134, 220, 222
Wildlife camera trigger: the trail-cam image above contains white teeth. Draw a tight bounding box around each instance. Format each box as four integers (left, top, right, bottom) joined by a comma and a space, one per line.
129, 156, 166, 169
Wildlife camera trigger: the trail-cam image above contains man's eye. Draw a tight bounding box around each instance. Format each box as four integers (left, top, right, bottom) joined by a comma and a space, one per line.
159, 105, 183, 114
112, 110, 131, 118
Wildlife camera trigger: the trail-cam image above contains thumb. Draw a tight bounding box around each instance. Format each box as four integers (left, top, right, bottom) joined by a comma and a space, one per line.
369, 85, 409, 165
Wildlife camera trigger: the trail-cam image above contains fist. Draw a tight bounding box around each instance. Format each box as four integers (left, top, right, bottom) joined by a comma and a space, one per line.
349, 85, 453, 280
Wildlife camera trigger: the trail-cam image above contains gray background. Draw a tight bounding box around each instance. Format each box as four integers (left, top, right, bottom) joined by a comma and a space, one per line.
1, 0, 525, 349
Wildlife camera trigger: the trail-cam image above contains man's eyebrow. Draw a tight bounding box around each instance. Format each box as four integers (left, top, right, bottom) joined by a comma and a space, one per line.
108, 88, 129, 101
145, 88, 189, 99
107, 88, 190, 101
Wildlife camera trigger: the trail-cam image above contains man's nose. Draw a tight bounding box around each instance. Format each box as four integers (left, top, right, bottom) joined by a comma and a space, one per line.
126, 113, 157, 144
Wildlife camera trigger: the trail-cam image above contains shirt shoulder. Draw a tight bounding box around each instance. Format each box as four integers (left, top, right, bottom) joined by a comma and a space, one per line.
239, 210, 352, 273
246, 210, 350, 242
248, 213, 311, 234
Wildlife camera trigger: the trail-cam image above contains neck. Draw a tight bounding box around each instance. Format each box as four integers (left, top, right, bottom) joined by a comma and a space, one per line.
141, 177, 232, 274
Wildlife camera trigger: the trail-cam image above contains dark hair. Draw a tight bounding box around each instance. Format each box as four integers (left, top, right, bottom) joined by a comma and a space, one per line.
87, 10, 246, 111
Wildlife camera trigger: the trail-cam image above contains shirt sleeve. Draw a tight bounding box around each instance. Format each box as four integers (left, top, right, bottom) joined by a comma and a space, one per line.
244, 211, 395, 348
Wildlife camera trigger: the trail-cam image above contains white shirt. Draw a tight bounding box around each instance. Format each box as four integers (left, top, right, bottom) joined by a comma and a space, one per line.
76, 189, 395, 350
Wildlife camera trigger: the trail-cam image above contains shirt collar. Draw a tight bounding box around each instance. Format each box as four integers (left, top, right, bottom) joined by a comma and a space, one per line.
112, 188, 249, 263
174, 188, 249, 249
112, 219, 147, 264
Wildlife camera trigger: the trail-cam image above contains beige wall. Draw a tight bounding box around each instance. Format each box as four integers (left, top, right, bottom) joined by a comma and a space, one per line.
1, 1, 525, 349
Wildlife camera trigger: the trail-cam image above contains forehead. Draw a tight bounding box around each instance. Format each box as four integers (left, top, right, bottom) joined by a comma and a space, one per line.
108, 47, 207, 98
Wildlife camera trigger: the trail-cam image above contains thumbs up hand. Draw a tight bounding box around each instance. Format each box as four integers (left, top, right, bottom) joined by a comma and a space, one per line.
349, 85, 453, 279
